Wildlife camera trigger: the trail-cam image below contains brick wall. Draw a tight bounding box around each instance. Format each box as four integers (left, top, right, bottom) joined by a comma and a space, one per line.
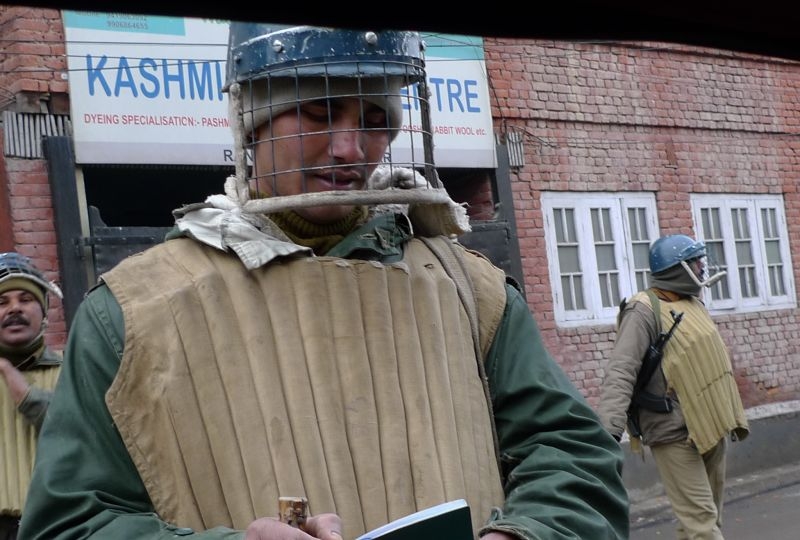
3, 12, 799, 404
0, 6, 70, 349
0, 6, 68, 102
484, 38, 800, 407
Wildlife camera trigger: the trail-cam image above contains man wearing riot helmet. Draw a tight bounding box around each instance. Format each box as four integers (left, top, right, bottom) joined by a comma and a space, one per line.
21, 24, 628, 540
598, 234, 750, 539
0, 252, 63, 540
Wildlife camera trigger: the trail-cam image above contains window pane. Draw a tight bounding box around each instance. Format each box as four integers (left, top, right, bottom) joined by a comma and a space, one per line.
709, 273, 730, 301
627, 207, 647, 241
637, 270, 650, 291
561, 275, 575, 310
591, 208, 611, 241
628, 207, 651, 291
596, 245, 620, 307
762, 207, 778, 238
592, 208, 620, 307
700, 207, 731, 301
739, 266, 757, 297
761, 207, 786, 296
764, 239, 781, 263
633, 244, 649, 268
628, 207, 652, 292
553, 208, 565, 241
735, 241, 754, 264
731, 208, 750, 239
552, 205, 585, 313
598, 272, 621, 308
769, 266, 786, 296
558, 245, 580, 272
573, 275, 585, 309
555, 208, 576, 243
731, 207, 757, 298
706, 241, 727, 269
595, 244, 615, 271
561, 274, 585, 310
701, 207, 720, 236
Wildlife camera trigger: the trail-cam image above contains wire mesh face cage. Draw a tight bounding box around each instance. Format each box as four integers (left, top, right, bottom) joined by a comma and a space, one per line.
240, 63, 435, 193
223, 25, 442, 216
0, 252, 63, 299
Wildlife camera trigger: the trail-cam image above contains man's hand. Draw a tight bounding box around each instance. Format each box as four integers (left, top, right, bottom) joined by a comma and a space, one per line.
245, 512, 343, 539
0, 358, 30, 405
367, 165, 430, 190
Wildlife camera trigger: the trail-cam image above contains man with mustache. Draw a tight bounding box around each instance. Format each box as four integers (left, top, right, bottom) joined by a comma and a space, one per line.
0, 252, 63, 540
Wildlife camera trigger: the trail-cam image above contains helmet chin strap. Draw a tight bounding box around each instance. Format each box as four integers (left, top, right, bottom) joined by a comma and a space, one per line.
681, 260, 727, 288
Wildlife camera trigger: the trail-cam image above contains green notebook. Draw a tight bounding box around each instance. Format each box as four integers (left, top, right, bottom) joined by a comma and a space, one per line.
355, 499, 473, 540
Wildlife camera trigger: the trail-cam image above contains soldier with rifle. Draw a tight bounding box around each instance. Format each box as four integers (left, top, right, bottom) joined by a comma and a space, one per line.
625, 306, 683, 439
598, 234, 750, 540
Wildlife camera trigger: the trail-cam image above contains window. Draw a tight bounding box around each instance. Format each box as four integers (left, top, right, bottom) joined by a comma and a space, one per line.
692, 194, 795, 312
542, 192, 659, 325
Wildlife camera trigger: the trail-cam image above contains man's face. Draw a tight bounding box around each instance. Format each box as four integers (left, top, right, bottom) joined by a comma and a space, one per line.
0, 289, 44, 348
252, 96, 391, 224
686, 256, 707, 280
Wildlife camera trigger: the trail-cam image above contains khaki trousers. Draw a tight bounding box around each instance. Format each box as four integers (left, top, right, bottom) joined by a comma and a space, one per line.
650, 437, 727, 540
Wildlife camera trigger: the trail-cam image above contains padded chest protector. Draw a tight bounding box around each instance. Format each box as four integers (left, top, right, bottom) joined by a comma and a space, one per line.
0, 365, 59, 515
657, 296, 749, 453
104, 237, 506, 538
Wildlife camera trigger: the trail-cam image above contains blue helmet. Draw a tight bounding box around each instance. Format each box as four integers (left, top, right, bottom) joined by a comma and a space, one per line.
649, 234, 707, 274
223, 24, 426, 137
224, 24, 426, 90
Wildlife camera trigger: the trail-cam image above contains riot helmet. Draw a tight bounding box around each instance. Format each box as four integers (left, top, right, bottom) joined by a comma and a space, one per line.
648, 234, 725, 288
0, 252, 62, 312
221, 23, 447, 217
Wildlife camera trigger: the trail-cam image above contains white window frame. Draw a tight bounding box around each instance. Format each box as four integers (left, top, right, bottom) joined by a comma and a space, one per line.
692, 194, 796, 313
542, 192, 659, 326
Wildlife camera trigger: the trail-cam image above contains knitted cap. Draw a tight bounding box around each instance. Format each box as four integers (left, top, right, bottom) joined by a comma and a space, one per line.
239, 77, 404, 139
0, 276, 47, 311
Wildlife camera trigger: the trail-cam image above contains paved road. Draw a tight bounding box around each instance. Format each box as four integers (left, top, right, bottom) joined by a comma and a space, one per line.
631, 482, 800, 539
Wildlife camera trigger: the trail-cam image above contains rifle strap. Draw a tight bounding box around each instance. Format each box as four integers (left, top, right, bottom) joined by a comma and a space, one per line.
632, 289, 664, 394
645, 289, 662, 336
627, 289, 664, 453
418, 235, 501, 469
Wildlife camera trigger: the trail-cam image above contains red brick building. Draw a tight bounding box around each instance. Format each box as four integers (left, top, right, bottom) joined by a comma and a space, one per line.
0, 6, 68, 345
485, 38, 800, 407
2, 6, 798, 409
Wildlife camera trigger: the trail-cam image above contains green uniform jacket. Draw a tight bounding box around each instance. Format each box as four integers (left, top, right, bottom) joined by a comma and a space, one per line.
20, 215, 628, 540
